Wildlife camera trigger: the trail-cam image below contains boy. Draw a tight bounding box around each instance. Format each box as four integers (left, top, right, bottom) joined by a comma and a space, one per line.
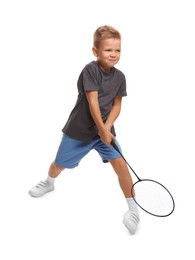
29, 25, 140, 234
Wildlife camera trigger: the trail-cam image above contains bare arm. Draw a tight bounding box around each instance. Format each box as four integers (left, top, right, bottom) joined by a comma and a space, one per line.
85, 91, 115, 145
105, 96, 122, 131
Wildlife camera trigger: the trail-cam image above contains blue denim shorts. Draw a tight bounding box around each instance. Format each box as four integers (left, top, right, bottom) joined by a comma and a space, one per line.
54, 134, 122, 169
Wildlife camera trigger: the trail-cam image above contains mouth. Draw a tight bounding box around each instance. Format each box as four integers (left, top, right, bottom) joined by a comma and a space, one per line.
109, 60, 117, 62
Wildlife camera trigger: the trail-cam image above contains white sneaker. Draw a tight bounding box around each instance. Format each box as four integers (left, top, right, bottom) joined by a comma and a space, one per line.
123, 210, 140, 234
29, 180, 54, 197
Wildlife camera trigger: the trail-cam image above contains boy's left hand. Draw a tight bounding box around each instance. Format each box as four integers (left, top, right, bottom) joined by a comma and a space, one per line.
98, 127, 115, 146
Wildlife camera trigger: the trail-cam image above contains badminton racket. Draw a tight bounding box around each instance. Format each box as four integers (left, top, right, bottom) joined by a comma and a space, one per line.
111, 140, 175, 217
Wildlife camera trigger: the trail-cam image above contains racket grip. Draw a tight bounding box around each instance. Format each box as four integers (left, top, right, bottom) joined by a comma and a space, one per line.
111, 140, 120, 152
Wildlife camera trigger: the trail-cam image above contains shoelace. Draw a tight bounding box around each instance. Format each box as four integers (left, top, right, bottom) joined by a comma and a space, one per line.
129, 212, 140, 225
35, 181, 49, 188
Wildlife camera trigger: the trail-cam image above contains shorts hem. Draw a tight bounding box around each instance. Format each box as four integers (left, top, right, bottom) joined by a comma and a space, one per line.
54, 160, 79, 169
102, 154, 122, 163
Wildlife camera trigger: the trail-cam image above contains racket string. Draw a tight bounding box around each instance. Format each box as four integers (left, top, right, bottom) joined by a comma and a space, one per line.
132, 180, 175, 217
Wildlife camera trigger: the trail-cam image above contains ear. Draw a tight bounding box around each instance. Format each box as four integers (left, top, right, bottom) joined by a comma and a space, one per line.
92, 47, 98, 57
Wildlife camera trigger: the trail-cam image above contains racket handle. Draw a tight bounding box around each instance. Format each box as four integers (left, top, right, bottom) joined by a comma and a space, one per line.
111, 140, 120, 151
111, 140, 127, 162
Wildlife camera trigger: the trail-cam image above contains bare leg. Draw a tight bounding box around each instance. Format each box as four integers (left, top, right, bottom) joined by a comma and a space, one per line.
110, 157, 140, 234
48, 162, 65, 178
110, 157, 133, 198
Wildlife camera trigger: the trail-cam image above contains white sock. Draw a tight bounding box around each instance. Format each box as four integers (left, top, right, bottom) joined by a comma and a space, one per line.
46, 175, 55, 185
126, 197, 139, 213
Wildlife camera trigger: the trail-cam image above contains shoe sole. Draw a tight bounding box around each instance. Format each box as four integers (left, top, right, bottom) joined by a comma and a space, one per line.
29, 186, 55, 197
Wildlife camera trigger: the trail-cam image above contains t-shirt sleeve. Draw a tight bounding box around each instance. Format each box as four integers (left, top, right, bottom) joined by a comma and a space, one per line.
116, 76, 127, 97
82, 64, 99, 92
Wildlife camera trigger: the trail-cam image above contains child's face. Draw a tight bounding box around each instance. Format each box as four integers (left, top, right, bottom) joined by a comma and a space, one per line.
93, 38, 121, 72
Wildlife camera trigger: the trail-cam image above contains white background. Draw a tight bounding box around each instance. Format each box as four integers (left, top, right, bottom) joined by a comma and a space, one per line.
0, 0, 195, 259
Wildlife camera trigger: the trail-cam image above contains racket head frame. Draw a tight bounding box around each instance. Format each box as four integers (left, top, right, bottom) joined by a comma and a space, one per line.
131, 178, 175, 217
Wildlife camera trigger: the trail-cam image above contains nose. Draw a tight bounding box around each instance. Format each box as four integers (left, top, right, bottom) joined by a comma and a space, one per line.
110, 51, 116, 57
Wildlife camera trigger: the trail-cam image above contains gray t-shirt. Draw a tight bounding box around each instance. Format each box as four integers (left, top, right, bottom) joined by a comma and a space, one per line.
62, 61, 127, 142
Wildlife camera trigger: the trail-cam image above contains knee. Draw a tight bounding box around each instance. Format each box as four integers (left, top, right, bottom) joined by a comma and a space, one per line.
110, 157, 127, 174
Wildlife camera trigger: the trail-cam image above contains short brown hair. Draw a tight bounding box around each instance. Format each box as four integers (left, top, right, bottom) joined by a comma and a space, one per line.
93, 25, 121, 48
